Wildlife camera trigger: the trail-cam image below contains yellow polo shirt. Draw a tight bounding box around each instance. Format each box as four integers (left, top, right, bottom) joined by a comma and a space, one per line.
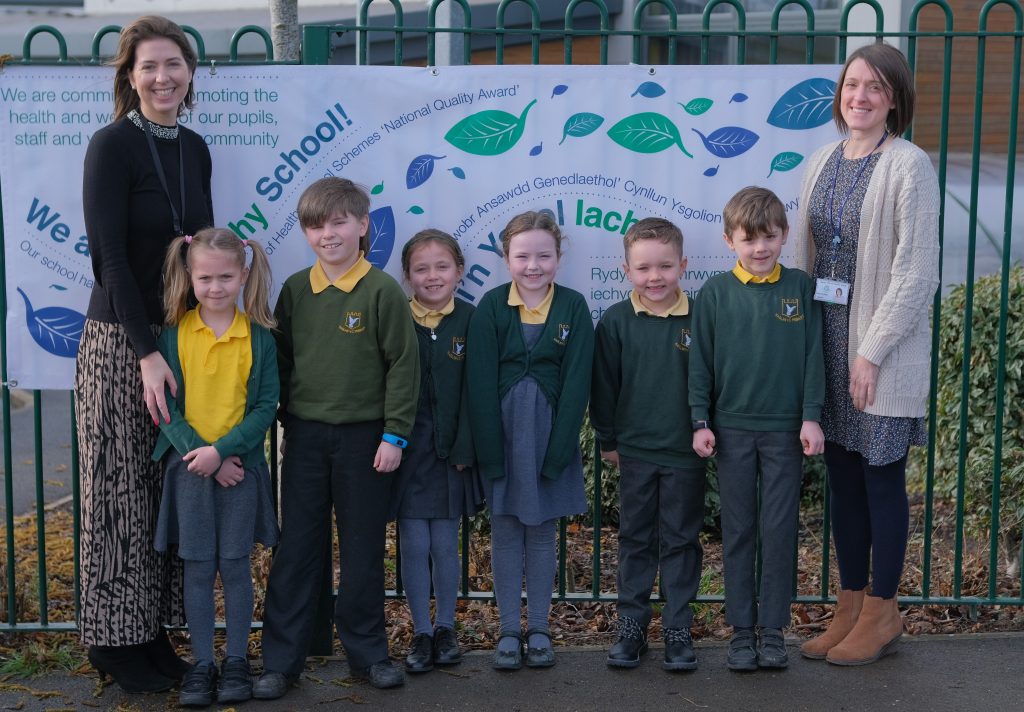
629, 288, 690, 317
508, 282, 554, 324
310, 253, 372, 294
410, 296, 455, 329
732, 261, 781, 284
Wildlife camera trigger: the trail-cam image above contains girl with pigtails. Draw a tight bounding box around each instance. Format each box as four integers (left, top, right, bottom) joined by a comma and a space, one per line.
152, 227, 280, 707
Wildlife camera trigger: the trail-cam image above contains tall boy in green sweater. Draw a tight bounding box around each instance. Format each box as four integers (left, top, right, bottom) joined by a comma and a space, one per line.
591, 218, 706, 671
689, 186, 824, 672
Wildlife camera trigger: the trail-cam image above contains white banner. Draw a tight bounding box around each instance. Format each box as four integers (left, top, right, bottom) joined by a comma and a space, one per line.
1, 64, 841, 389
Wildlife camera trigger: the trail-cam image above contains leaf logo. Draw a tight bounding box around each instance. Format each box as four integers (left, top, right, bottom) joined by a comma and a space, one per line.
631, 81, 666, 98
367, 206, 396, 269
679, 98, 713, 116
406, 154, 446, 189
767, 78, 837, 130
448, 166, 466, 179
607, 113, 693, 157
767, 151, 804, 178
691, 126, 759, 159
559, 112, 604, 145
551, 84, 569, 97
17, 287, 85, 359
444, 100, 537, 156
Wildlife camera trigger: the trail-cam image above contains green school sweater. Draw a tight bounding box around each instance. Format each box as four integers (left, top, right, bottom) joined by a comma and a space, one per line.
590, 298, 704, 469
467, 282, 594, 480
274, 265, 419, 439
688, 265, 824, 431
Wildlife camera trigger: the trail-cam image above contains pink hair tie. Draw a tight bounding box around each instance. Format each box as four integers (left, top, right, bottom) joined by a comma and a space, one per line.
184, 234, 193, 244
241, 238, 250, 247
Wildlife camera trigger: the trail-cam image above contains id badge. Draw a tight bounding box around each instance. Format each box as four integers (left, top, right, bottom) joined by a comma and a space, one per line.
814, 278, 850, 305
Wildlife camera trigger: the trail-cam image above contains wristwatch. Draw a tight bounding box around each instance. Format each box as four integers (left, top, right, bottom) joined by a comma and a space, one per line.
382, 433, 408, 449
692, 419, 711, 431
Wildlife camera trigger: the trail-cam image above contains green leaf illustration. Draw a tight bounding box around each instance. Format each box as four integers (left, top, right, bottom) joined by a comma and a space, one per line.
607, 112, 692, 157
559, 112, 605, 145
767, 151, 804, 178
371, 181, 384, 195
407, 205, 425, 215
444, 100, 538, 156
679, 98, 713, 116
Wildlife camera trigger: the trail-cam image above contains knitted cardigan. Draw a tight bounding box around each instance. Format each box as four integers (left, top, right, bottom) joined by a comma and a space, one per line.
792, 137, 940, 418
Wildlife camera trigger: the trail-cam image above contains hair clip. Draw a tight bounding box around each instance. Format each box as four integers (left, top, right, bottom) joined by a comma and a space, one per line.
184, 234, 193, 244
239, 237, 249, 247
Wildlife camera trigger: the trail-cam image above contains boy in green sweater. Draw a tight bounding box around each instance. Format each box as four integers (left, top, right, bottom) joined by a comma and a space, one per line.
689, 186, 824, 672
254, 178, 419, 697
591, 217, 706, 671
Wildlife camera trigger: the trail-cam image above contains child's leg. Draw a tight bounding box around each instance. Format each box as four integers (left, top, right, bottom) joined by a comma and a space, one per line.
823, 442, 872, 591
219, 556, 254, 659
615, 456, 661, 630
861, 455, 910, 599
428, 518, 461, 631
490, 514, 525, 652
399, 518, 434, 636
658, 465, 707, 630
715, 427, 759, 629
183, 559, 218, 663
755, 431, 803, 629
523, 519, 557, 645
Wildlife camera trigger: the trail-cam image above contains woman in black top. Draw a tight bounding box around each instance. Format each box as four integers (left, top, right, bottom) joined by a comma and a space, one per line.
76, 15, 213, 693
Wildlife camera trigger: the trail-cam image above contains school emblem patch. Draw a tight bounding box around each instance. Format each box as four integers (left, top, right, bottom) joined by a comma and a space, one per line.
448, 336, 466, 361
776, 298, 804, 323
675, 328, 692, 352
339, 311, 366, 333
554, 323, 571, 346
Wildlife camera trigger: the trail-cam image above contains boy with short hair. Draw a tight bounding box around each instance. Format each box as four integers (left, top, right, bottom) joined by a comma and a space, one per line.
689, 186, 824, 672
591, 217, 707, 671
254, 177, 419, 697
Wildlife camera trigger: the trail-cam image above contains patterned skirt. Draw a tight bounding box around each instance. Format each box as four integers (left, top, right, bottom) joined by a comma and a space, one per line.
75, 320, 184, 646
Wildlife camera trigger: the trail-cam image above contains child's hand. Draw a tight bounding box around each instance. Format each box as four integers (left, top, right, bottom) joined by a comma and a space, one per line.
692, 428, 716, 458
373, 441, 403, 473
214, 456, 245, 487
800, 420, 825, 456
183, 445, 222, 477
600, 450, 620, 466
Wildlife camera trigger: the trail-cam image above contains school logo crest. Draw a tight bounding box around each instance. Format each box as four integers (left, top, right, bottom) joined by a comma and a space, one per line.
448, 336, 466, 361
339, 311, 366, 333
554, 323, 571, 346
675, 328, 692, 352
776, 298, 804, 323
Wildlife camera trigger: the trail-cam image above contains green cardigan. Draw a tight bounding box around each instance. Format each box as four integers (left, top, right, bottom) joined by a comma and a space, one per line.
151, 320, 279, 468
467, 282, 594, 480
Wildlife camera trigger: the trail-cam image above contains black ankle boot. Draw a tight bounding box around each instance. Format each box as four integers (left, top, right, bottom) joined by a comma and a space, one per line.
142, 628, 192, 682
88, 644, 176, 694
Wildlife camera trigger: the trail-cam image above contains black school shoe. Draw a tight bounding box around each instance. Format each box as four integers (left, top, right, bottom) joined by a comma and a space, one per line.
662, 628, 698, 671
179, 661, 217, 707
405, 633, 434, 673
727, 628, 758, 672
433, 627, 462, 665
757, 628, 789, 669
354, 660, 405, 689
606, 616, 648, 668
216, 656, 253, 703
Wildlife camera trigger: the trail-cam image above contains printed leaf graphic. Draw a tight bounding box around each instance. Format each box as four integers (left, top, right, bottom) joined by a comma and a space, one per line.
448, 167, 466, 179
551, 84, 569, 97
767, 78, 837, 130
371, 181, 384, 195
631, 81, 666, 98
444, 100, 537, 156
730, 92, 749, 103
367, 206, 396, 270
50, 284, 68, 291
529, 142, 543, 156
767, 151, 804, 178
406, 154, 446, 189
17, 287, 84, 359
407, 205, 425, 214
691, 126, 759, 159
703, 165, 719, 177
679, 98, 713, 116
607, 113, 693, 157
559, 112, 604, 145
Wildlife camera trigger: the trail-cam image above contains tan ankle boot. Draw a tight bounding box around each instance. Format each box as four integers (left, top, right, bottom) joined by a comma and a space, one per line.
800, 588, 865, 660
826, 594, 902, 666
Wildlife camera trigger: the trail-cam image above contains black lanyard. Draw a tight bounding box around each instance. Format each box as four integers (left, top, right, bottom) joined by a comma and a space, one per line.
141, 117, 186, 237
825, 132, 887, 276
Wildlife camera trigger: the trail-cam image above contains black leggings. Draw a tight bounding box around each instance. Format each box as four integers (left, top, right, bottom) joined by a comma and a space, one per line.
824, 442, 909, 599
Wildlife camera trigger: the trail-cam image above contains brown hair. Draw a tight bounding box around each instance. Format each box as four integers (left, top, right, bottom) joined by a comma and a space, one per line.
623, 217, 684, 261
722, 186, 788, 238
162, 227, 276, 329
297, 177, 371, 253
833, 42, 916, 137
111, 16, 198, 121
401, 229, 465, 277
500, 211, 564, 257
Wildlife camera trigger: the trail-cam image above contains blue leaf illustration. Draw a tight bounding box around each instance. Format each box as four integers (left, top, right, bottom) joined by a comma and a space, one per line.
703, 165, 720, 177
632, 81, 666, 98
766, 78, 837, 130
448, 166, 466, 179
767, 151, 804, 178
691, 126, 760, 159
367, 206, 396, 269
50, 284, 68, 291
529, 142, 543, 156
559, 112, 605, 145
551, 84, 568, 97
405, 154, 446, 190
730, 92, 749, 103
17, 287, 84, 359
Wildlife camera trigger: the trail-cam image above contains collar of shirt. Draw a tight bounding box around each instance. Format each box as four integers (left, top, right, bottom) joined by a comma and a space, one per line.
508, 282, 554, 324
629, 288, 690, 317
732, 260, 781, 284
409, 296, 454, 328
309, 254, 372, 294
184, 307, 249, 341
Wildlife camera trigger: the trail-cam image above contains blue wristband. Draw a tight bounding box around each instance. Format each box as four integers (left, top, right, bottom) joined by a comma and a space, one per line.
382, 433, 408, 449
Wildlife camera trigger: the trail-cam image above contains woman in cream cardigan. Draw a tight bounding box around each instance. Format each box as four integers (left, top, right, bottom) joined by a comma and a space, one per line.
792, 42, 939, 666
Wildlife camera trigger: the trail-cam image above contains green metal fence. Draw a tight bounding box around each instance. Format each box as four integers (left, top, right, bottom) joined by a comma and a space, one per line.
1, 0, 1022, 637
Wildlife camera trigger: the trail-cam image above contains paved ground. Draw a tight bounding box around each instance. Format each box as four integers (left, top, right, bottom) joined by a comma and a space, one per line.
0, 633, 1021, 711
